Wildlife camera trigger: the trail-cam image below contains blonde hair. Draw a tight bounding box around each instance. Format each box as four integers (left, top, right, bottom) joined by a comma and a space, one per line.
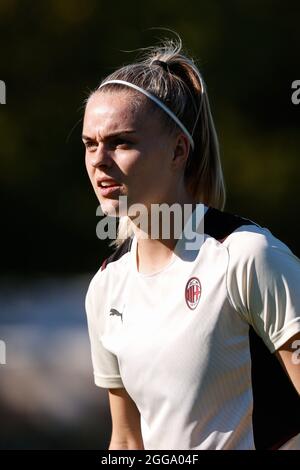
88, 37, 226, 247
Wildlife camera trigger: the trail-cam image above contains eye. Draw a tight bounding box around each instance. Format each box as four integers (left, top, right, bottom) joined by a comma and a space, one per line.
113, 138, 132, 148
84, 141, 97, 151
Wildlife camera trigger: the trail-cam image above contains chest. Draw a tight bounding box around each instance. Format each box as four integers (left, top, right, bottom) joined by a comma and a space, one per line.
101, 243, 250, 408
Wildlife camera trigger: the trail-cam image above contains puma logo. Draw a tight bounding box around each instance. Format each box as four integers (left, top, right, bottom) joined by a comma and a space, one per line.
109, 308, 123, 322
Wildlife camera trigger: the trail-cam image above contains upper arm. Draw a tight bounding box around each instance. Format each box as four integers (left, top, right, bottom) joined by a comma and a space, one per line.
85, 276, 124, 388
227, 229, 300, 352
108, 388, 144, 450
275, 332, 300, 395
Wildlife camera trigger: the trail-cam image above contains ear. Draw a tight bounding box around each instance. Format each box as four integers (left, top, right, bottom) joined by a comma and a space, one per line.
172, 133, 190, 169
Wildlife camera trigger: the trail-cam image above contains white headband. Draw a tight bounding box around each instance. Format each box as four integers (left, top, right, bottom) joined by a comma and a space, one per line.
98, 79, 195, 150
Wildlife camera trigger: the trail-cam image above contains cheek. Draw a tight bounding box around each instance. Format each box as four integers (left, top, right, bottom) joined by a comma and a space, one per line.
139, 152, 168, 184
118, 150, 144, 181
85, 156, 94, 179
85, 154, 90, 172
129, 152, 168, 201
128, 146, 162, 175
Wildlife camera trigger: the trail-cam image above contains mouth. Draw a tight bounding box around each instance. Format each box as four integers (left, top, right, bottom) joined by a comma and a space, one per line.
97, 179, 122, 197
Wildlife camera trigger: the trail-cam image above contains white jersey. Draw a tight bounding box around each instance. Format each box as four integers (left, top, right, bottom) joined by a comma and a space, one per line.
85, 205, 300, 450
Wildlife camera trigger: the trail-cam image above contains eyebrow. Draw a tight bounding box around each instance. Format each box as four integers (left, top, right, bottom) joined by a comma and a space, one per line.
82, 130, 137, 142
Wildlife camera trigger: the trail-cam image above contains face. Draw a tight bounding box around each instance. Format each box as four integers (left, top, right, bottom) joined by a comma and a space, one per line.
83, 90, 187, 218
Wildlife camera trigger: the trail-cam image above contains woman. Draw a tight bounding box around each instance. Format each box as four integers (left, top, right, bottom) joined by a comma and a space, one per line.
83, 39, 300, 450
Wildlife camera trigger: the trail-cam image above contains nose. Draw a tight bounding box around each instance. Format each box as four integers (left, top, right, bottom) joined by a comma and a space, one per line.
90, 142, 112, 168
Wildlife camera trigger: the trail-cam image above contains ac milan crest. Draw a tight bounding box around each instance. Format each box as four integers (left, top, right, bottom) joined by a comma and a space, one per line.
185, 277, 201, 310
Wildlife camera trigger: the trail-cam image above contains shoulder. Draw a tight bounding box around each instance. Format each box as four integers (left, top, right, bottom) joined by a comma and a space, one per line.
220, 212, 300, 338
204, 206, 259, 243
223, 215, 300, 321
224, 224, 296, 273
100, 236, 134, 272
86, 237, 134, 304
205, 206, 295, 266
204, 207, 300, 294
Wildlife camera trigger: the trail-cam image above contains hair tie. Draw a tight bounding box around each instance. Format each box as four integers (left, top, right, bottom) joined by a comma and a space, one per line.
152, 59, 170, 73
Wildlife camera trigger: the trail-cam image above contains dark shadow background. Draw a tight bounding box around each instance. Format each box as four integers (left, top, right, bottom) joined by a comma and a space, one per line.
0, 0, 299, 449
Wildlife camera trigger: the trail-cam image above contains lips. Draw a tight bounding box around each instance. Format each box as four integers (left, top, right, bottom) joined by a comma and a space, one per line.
96, 177, 122, 197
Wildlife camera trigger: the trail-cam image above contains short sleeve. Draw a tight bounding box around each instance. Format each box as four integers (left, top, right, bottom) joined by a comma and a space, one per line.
85, 275, 124, 388
226, 227, 300, 352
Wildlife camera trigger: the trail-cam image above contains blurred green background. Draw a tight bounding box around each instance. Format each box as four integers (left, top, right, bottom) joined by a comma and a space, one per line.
0, 0, 299, 449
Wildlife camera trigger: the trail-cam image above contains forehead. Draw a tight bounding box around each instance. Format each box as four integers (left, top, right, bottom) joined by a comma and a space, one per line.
83, 90, 147, 136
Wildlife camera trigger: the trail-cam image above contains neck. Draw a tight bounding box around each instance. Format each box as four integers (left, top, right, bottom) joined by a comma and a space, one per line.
131, 190, 198, 274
